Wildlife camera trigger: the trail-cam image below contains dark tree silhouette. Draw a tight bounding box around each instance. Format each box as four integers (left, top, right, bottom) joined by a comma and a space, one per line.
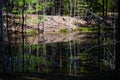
54, 0, 63, 15
0, 0, 5, 73
115, 0, 120, 79
21, 0, 25, 72
0, 0, 3, 42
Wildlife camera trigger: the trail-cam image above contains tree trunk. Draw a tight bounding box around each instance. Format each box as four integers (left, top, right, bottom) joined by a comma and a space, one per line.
0, 0, 3, 43
0, 0, 5, 73
115, 0, 120, 79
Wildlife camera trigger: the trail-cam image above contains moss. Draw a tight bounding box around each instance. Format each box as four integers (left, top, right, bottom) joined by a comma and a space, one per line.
77, 27, 98, 32
26, 29, 38, 36
59, 28, 68, 34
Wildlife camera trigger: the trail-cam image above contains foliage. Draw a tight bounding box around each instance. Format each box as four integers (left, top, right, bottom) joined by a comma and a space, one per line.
23, 54, 45, 71
11, 0, 54, 14
107, 0, 117, 11
86, 0, 117, 12
79, 27, 98, 32
24, 44, 43, 51
62, 0, 69, 15
73, 27, 98, 32
3, 0, 117, 15
62, 0, 88, 15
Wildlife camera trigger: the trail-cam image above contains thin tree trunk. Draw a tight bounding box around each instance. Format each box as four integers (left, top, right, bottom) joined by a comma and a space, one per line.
105, 0, 108, 19
22, 0, 25, 72
102, 0, 105, 19
98, 23, 101, 71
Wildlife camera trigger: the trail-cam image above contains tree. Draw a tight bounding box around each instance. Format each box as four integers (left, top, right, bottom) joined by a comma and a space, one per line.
107, 0, 117, 11
0, 0, 3, 42
0, 0, 3, 52
0, 0, 5, 73
11, 0, 54, 14
115, 0, 120, 79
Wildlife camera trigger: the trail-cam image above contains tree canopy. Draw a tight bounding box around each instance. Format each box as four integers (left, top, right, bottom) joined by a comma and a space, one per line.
2, 0, 117, 15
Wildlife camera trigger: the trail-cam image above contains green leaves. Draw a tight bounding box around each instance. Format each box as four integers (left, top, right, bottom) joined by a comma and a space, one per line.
12, 0, 54, 14
13, 0, 24, 7
26, 0, 36, 4
26, 9, 36, 14
36, 5, 44, 11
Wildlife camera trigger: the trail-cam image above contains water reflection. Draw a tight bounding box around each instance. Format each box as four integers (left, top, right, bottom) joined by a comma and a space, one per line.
3, 29, 115, 75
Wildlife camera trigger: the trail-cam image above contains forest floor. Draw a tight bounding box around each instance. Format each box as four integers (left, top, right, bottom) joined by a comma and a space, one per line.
4, 13, 114, 44
0, 71, 118, 80
4, 14, 98, 44
25, 15, 87, 31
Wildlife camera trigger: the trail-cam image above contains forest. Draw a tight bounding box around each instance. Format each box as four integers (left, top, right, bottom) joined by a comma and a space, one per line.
0, 0, 120, 80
